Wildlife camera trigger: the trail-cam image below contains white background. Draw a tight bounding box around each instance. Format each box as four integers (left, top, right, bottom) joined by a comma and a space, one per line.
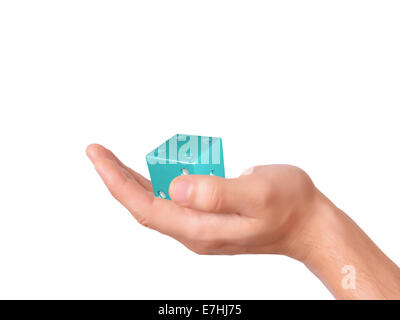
0, 1, 399, 299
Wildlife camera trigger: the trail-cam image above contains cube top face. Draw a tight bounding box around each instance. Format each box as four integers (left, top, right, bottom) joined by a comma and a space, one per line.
146, 134, 225, 200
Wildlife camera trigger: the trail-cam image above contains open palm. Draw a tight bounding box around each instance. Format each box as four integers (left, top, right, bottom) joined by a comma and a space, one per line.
87, 144, 318, 256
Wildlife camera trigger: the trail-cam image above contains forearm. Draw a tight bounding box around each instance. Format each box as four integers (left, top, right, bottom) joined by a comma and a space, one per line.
294, 193, 400, 299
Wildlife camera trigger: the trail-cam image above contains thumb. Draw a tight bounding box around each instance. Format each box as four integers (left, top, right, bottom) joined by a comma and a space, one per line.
169, 175, 250, 213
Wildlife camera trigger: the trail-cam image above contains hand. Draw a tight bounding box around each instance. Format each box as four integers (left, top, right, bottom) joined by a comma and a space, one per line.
86, 144, 320, 257
86, 144, 400, 299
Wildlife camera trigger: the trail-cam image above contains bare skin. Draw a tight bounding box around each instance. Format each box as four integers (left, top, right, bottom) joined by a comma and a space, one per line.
86, 144, 400, 299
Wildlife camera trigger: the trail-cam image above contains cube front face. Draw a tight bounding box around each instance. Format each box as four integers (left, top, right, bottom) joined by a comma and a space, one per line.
146, 134, 225, 200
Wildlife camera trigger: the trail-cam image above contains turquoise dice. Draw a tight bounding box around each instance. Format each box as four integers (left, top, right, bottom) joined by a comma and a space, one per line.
146, 134, 225, 200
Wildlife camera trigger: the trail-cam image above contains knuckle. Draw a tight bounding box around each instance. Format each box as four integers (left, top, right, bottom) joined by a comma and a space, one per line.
191, 246, 209, 255
133, 210, 152, 228
191, 241, 216, 255
206, 183, 224, 212
136, 215, 150, 228
108, 186, 120, 200
188, 227, 213, 252
131, 200, 154, 229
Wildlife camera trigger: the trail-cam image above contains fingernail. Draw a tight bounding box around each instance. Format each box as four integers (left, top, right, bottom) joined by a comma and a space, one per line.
241, 166, 254, 176
170, 179, 192, 204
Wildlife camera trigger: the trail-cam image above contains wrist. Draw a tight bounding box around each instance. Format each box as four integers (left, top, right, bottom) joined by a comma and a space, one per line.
282, 190, 344, 264
285, 190, 400, 299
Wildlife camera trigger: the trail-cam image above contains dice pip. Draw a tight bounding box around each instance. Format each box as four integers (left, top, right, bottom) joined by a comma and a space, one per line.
146, 134, 225, 200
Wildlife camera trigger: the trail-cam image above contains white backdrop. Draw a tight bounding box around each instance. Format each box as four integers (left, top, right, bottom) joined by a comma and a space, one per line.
0, 1, 399, 299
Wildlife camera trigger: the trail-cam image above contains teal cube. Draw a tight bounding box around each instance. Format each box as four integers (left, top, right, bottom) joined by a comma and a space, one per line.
146, 134, 225, 200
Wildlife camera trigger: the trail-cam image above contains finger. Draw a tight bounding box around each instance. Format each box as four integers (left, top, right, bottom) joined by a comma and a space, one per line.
94, 158, 154, 223
169, 175, 259, 214
86, 143, 153, 192
150, 198, 247, 242
93, 158, 247, 241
